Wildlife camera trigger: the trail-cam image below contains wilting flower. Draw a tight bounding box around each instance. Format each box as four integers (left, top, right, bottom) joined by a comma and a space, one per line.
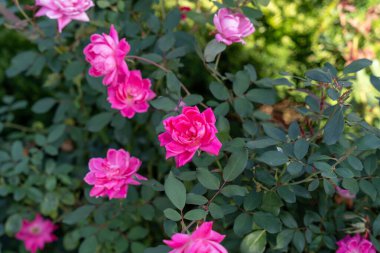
16, 214, 57, 253
336, 234, 376, 253
84, 149, 146, 199
335, 186, 356, 199
83, 25, 130, 86
35, 0, 94, 32
107, 70, 156, 118
158, 106, 222, 167
164, 221, 227, 253
213, 8, 255, 45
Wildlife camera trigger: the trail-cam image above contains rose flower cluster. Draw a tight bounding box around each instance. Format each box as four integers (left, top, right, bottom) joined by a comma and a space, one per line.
16, 2, 374, 253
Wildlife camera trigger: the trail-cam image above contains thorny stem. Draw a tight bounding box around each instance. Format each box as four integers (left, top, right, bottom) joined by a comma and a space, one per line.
13, 0, 44, 36
126, 55, 208, 108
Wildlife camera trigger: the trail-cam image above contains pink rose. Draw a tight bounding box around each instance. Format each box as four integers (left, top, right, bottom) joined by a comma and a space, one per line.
107, 70, 156, 118
16, 214, 57, 253
35, 0, 94, 32
83, 25, 130, 86
84, 149, 147, 199
335, 186, 356, 199
337, 234, 376, 253
158, 106, 222, 167
213, 8, 255, 45
164, 221, 227, 253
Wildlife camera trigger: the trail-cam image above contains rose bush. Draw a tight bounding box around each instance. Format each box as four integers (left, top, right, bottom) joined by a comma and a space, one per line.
0, 0, 380, 253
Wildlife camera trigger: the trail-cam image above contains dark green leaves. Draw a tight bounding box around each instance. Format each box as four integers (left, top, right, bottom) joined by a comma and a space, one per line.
204, 39, 226, 62
294, 139, 309, 160
240, 230, 267, 253
246, 89, 277, 105
197, 168, 220, 190
233, 71, 250, 96
323, 105, 344, 145
223, 150, 248, 181
210, 82, 230, 100
63, 205, 95, 225
32, 98, 57, 114
150, 97, 177, 111
165, 172, 186, 210
257, 151, 288, 167
306, 68, 332, 83
254, 212, 282, 233
87, 112, 113, 132
343, 59, 372, 74
166, 72, 181, 95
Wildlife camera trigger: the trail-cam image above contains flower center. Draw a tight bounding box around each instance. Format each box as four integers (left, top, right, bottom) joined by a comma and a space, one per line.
29, 226, 41, 235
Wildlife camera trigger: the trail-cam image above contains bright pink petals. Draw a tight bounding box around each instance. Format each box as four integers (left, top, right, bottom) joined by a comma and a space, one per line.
336, 234, 376, 253
16, 214, 57, 253
213, 8, 255, 45
335, 186, 356, 199
83, 25, 130, 86
163, 222, 227, 253
158, 106, 222, 167
84, 149, 147, 199
107, 70, 156, 118
35, 0, 94, 32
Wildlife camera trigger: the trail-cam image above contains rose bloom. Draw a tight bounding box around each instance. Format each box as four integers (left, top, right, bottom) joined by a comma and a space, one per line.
16, 214, 57, 253
158, 106, 222, 167
164, 222, 227, 253
335, 186, 356, 199
337, 234, 376, 253
35, 0, 94, 32
84, 149, 147, 199
180, 6, 191, 20
83, 25, 130, 86
107, 70, 156, 118
213, 8, 255, 45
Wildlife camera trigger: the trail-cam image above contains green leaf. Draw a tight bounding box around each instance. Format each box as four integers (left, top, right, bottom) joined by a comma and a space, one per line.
165, 172, 186, 210
287, 161, 303, 176
221, 185, 248, 197
233, 97, 253, 117
343, 59, 372, 74
6, 51, 38, 77
209, 203, 224, 219
184, 209, 207, 221
158, 33, 175, 52
247, 138, 279, 149
262, 124, 286, 141
11, 141, 23, 161
186, 193, 208, 205
210, 82, 230, 101
277, 186, 296, 203
347, 156, 363, 171
323, 106, 344, 145
233, 71, 250, 96
373, 215, 380, 236
240, 230, 267, 253
305, 68, 332, 83
254, 212, 282, 233
204, 39, 226, 62
32, 97, 57, 114
164, 9, 181, 31
166, 72, 181, 95
164, 208, 182, 221
293, 231, 305, 252
87, 112, 113, 132
276, 229, 294, 249
246, 89, 277, 105
336, 167, 354, 178
79, 235, 98, 253
151, 97, 177, 111
370, 75, 380, 92
280, 212, 298, 228
257, 151, 288, 167
223, 149, 248, 181
40, 192, 59, 215
294, 139, 309, 160
234, 213, 253, 237
244, 190, 262, 211
5, 214, 22, 236
308, 179, 320, 191
47, 124, 66, 143
359, 179, 377, 201
342, 178, 359, 194
197, 168, 220, 190
183, 95, 203, 106
63, 205, 95, 225
261, 191, 283, 215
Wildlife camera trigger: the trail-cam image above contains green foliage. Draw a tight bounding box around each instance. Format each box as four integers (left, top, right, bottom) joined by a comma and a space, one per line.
1, 0, 380, 253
